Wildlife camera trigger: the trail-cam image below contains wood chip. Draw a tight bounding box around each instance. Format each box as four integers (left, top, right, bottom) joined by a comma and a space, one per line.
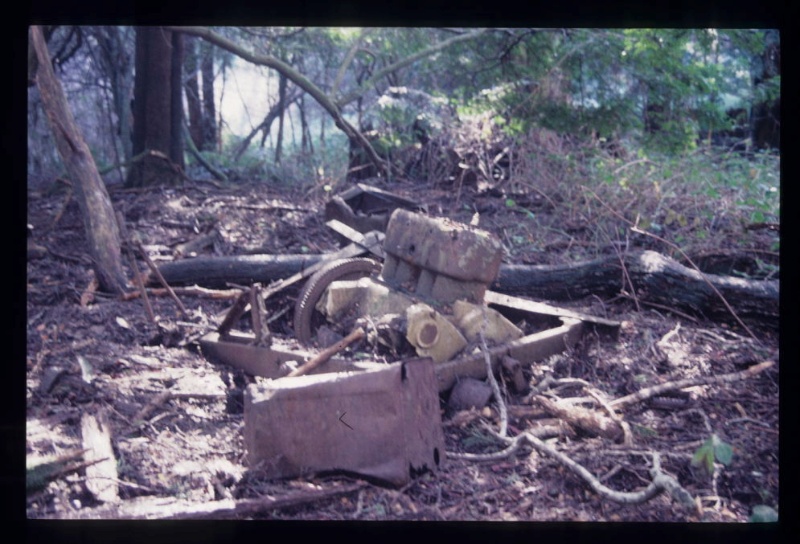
81, 411, 119, 503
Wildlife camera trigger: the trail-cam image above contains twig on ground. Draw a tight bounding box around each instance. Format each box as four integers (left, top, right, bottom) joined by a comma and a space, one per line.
450, 424, 697, 509
121, 285, 244, 301
624, 295, 700, 322
585, 388, 633, 446
117, 211, 155, 324
480, 307, 507, 437
609, 361, 774, 410
48, 188, 73, 230
134, 240, 188, 317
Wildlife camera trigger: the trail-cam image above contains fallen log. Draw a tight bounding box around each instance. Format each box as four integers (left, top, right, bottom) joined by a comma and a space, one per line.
154, 250, 778, 329
152, 254, 327, 288
495, 250, 778, 329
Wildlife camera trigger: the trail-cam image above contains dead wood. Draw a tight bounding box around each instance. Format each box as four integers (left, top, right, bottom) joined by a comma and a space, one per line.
134, 239, 188, 317
121, 285, 244, 301
609, 360, 775, 410
496, 250, 778, 329
534, 396, 625, 443
153, 253, 327, 287
80, 411, 119, 503
31, 26, 127, 293
453, 426, 695, 510
174, 230, 220, 257
117, 211, 155, 323
27, 451, 107, 495
68, 482, 367, 520
154, 248, 777, 329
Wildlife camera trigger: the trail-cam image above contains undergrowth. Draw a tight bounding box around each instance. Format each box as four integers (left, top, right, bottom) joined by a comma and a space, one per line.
187, 122, 779, 280
502, 128, 779, 273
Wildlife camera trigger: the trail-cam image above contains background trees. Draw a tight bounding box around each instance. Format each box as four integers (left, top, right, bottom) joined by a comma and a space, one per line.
28, 26, 779, 192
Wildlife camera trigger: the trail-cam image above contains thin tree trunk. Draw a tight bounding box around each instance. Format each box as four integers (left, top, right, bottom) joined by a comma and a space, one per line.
95, 26, 134, 165
30, 26, 126, 294
184, 35, 204, 149
275, 72, 286, 164
170, 31, 185, 170
233, 89, 300, 161
299, 94, 313, 155
201, 43, 217, 152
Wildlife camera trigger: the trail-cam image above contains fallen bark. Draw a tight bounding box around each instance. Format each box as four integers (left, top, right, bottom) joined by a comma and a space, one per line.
154, 250, 778, 328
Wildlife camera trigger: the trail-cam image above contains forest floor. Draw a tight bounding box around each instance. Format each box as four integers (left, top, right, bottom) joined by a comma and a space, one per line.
24, 173, 779, 523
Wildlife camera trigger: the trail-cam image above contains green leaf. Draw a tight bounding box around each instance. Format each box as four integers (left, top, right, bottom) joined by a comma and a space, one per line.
691, 443, 715, 474
692, 434, 734, 474
712, 436, 734, 466
749, 505, 778, 523
505, 198, 516, 208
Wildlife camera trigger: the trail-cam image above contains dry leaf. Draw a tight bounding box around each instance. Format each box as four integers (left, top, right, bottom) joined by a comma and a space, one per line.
80, 277, 99, 307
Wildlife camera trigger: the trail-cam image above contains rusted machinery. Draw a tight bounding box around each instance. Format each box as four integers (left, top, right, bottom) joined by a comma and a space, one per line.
200, 196, 619, 486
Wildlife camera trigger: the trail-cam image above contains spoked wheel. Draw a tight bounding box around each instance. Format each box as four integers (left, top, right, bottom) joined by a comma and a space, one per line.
293, 257, 382, 346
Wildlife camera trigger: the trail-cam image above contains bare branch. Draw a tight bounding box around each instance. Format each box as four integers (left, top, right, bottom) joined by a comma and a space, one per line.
166, 26, 387, 177
335, 28, 488, 108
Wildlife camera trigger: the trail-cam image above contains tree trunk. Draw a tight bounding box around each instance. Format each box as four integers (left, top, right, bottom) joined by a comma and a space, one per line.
233, 89, 301, 161
184, 35, 204, 150
750, 29, 780, 150
201, 42, 217, 152
299, 94, 313, 155
274, 72, 287, 164
154, 254, 327, 288
170, 31, 185, 171
30, 26, 127, 294
94, 26, 134, 165
127, 27, 184, 188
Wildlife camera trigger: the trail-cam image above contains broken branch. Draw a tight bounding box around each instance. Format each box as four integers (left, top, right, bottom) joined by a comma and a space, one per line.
480, 307, 507, 438
609, 361, 775, 410
286, 327, 366, 378
116, 211, 155, 323
134, 240, 188, 317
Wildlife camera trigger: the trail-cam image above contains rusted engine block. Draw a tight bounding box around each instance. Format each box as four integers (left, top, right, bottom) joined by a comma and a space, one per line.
380, 209, 504, 304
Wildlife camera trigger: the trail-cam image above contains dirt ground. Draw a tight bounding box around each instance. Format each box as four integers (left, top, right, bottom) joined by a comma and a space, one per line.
24, 176, 779, 522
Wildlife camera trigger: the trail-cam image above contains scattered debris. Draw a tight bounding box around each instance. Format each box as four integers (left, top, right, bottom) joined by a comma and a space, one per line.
202, 203, 619, 489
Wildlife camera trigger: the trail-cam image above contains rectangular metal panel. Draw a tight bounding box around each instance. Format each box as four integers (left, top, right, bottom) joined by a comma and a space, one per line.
244, 358, 445, 487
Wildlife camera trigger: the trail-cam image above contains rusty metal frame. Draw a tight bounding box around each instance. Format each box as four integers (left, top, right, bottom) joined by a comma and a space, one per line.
200, 303, 600, 394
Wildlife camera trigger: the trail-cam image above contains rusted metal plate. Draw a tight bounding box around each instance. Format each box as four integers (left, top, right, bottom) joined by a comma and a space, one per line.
484, 290, 620, 336
244, 358, 444, 487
